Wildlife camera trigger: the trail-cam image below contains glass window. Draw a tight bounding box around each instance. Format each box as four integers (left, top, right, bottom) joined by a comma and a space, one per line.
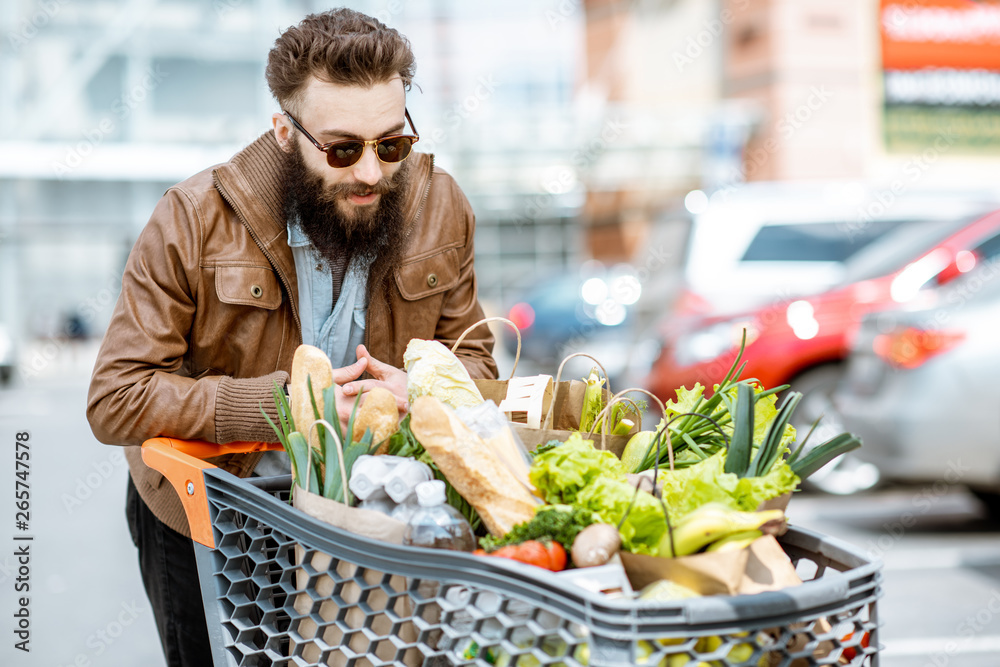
740, 219, 902, 263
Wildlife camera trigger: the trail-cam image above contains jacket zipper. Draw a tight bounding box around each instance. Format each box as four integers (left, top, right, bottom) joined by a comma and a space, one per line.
216, 181, 303, 341
364, 155, 435, 354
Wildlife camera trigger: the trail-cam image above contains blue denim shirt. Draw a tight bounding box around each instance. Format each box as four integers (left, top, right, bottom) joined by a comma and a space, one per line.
254, 221, 368, 477
286, 220, 368, 370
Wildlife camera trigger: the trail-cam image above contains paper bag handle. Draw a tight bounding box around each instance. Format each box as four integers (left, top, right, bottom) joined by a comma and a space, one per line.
544, 352, 612, 430
587, 387, 666, 452
451, 316, 520, 380
304, 419, 350, 506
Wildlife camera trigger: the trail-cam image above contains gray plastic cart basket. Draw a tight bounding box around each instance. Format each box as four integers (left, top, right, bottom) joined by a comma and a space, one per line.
143, 438, 881, 667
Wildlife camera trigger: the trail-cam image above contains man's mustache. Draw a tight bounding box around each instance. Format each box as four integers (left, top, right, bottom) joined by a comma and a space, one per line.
322, 178, 394, 201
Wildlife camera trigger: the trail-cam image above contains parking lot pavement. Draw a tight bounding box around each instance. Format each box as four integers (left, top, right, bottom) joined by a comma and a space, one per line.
0, 353, 165, 667
791, 488, 1000, 667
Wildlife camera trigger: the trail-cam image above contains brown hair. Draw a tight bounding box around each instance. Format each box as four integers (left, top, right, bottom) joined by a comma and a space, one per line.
266, 8, 415, 113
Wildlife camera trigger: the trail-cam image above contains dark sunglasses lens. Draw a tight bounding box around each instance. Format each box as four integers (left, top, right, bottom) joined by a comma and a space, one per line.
326, 141, 365, 168
375, 137, 414, 163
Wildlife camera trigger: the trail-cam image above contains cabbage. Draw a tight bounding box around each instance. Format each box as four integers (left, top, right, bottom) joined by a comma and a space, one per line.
403, 339, 484, 409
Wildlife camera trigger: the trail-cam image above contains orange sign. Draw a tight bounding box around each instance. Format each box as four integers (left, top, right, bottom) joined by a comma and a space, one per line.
881, 0, 1000, 70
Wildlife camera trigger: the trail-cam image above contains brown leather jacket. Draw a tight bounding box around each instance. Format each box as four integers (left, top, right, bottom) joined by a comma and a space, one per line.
87, 131, 497, 536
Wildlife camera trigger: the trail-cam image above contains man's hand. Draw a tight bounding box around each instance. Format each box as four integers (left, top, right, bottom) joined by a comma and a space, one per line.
330, 356, 368, 427
341, 344, 409, 414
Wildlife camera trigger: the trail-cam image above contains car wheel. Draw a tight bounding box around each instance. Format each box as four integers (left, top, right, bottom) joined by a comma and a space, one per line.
787, 364, 880, 495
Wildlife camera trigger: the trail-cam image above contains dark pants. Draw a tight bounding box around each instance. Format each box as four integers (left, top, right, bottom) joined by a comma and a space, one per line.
126, 476, 213, 667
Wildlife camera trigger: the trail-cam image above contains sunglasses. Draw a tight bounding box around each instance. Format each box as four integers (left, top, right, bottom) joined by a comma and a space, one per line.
283, 109, 419, 169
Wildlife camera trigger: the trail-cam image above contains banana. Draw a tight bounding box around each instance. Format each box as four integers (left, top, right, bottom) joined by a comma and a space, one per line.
658, 504, 785, 557
705, 529, 763, 553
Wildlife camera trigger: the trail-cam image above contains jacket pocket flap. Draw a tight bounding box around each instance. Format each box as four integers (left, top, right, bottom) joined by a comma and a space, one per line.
216, 265, 282, 310
395, 248, 460, 300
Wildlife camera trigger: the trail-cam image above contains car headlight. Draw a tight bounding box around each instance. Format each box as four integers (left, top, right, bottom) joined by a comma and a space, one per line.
672, 319, 757, 367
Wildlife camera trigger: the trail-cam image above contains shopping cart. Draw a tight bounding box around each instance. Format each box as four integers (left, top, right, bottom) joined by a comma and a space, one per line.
143, 437, 882, 667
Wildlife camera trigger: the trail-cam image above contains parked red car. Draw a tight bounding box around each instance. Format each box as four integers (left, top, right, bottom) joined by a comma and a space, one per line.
645, 208, 1000, 432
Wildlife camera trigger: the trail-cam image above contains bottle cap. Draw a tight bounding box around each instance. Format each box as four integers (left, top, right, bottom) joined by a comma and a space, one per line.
415, 479, 446, 507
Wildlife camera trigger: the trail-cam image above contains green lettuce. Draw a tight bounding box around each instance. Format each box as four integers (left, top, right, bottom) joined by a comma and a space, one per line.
528, 433, 626, 504
656, 451, 798, 520
575, 477, 666, 554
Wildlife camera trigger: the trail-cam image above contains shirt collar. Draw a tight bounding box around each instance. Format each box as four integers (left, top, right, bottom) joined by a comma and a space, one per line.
286, 214, 310, 249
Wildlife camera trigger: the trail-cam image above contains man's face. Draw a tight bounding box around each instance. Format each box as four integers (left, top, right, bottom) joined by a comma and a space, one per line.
275, 76, 409, 222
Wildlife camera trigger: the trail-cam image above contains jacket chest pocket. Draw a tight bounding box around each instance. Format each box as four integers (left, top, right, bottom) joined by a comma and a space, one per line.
394, 248, 459, 300
215, 265, 283, 310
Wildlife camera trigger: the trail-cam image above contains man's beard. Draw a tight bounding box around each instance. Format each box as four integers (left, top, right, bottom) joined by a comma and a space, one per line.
282, 142, 411, 295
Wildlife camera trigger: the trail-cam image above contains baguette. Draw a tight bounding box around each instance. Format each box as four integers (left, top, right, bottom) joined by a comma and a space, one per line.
410, 396, 536, 537
290, 344, 334, 450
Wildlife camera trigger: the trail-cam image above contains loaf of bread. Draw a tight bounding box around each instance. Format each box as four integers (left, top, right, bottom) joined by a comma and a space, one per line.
290, 344, 334, 450
353, 387, 399, 454
409, 396, 537, 537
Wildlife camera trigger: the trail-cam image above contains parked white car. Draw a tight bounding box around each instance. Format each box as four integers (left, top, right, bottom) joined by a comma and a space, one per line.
681, 180, 1000, 316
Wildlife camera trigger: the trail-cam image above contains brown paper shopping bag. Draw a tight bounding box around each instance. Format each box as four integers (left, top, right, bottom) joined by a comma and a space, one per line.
287, 431, 421, 666
620, 548, 751, 595
454, 319, 635, 453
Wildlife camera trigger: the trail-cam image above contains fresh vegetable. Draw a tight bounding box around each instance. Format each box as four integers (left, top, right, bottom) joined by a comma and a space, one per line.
262, 375, 377, 504
620, 431, 655, 473
575, 476, 667, 555
579, 368, 605, 433
475, 540, 568, 571
841, 631, 871, 661
788, 432, 863, 480
545, 539, 568, 571
723, 382, 755, 476
479, 504, 595, 552
629, 331, 792, 473
578, 367, 643, 436
655, 450, 799, 520
530, 439, 564, 459
528, 433, 627, 504
403, 339, 484, 409
571, 523, 621, 567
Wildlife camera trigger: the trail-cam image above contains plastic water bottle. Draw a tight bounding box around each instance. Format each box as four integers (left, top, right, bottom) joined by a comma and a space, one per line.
358, 488, 396, 516
390, 495, 421, 524
402, 480, 475, 552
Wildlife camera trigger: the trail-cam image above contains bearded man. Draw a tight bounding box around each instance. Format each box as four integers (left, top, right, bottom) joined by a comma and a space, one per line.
86, 8, 496, 666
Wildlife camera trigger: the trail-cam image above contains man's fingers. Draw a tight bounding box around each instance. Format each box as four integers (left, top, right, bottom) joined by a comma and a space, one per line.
330, 356, 367, 384
356, 344, 396, 378
342, 380, 409, 413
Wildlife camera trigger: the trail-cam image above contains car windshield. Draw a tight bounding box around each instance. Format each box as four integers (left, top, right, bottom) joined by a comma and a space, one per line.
841, 216, 979, 283
740, 219, 903, 262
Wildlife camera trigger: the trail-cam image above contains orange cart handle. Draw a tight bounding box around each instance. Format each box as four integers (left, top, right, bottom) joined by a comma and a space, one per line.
141, 438, 283, 548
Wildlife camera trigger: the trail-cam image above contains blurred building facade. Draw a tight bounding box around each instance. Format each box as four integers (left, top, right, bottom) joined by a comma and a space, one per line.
578, 0, 1000, 262
4, 0, 1000, 369
0, 0, 590, 350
